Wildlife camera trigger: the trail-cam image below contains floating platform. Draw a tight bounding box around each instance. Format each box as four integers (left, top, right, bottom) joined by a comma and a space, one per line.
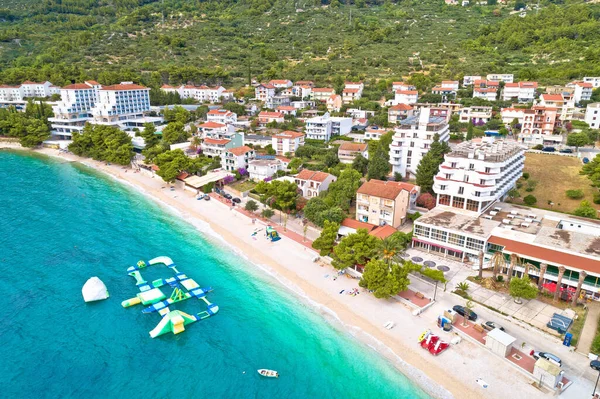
122, 256, 218, 338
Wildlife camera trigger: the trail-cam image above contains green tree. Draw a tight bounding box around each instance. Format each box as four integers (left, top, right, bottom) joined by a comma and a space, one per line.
163, 106, 191, 124
254, 180, 298, 211
69, 124, 133, 165
161, 122, 190, 145
324, 168, 362, 211
523, 195, 537, 206
332, 229, 380, 270
509, 276, 538, 304
154, 149, 190, 182
312, 220, 339, 256
581, 154, 600, 188
378, 233, 410, 266
566, 132, 590, 152
367, 143, 390, 180
245, 199, 259, 212
352, 153, 369, 175
261, 208, 275, 219
573, 200, 597, 219
466, 124, 474, 141
359, 260, 412, 299
19, 119, 49, 147
141, 123, 160, 148
415, 134, 450, 193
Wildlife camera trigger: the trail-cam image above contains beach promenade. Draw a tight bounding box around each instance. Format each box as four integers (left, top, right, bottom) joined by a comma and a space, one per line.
7, 145, 575, 399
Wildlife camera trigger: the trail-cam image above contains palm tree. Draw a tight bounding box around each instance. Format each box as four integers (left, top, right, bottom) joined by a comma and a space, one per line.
572, 271, 587, 306
507, 254, 520, 285
378, 236, 404, 267
537, 263, 547, 291
478, 251, 484, 280
554, 266, 566, 302
523, 262, 531, 278
490, 251, 506, 280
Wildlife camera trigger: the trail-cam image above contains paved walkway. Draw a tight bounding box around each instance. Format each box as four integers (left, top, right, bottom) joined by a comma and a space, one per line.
577, 302, 600, 355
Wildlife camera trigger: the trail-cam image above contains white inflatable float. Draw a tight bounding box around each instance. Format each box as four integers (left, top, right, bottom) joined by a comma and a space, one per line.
82, 277, 109, 302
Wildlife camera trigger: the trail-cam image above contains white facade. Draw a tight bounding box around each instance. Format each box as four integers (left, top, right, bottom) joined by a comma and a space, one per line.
473, 88, 497, 101
583, 77, 600, 88
206, 109, 237, 124
433, 138, 525, 215
486, 74, 514, 83
311, 88, 335, 102
255, 84, 275, 102
221, 146, 255, 172
502, 82, 537, 102
304, 113, 352, 141
90, 82, 151, 126
569, 81, 593, 103
49, 82, 100, 138
463, 76, 482, 86
268, 80, 293, 89
585, 103, 600, 129
389, 109, 450, 178
459, 106, 493, 124
394, 90, 419, 105
166, 85, 227, 103
294, 170, 337, 198
248, 159, 284, 181
272, 131, 305, 155
0, 80, 60, 102
392, 82, 415, 91
501, 108, 525, 125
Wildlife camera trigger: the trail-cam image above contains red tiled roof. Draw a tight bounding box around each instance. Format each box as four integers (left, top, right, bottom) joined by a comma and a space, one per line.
357, 179, 417, 200
475, 88, 497, 93
258, 111, 284, 118
203, 138, 230, 145
504, 83, 519, 88
62, 83, 94, 90
277, 106, 296, 111
161, 84, 175, 89
207, 109, 233, 115
276, 155, 291, 163
343, 88, 360, 93
177, 172, 190, 180
199, 121, 226, 129
259, 83, 275, 89
390, 103, 413, 111
312, 88, 334, 93
0, 85, 19, 88
341, 218, 375, 231
295, 169, 333, 183
227, 146, 253, 156
22, 80, 44, 85
274, 130, 304, 139
85, 80, 100, 85
339, 142, 367, 152
574, 81, 593, 88
488, 236, 600, 274
369, 225, 398, 239
345, 81, 363, 85
519, 81, 538, 88
541, 94, 564, 101
396, 90, 418, 95
100, 83, 148, 91
442, 80, 458, 84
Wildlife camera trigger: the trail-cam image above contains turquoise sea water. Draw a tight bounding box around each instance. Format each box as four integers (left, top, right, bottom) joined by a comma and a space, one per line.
0, 151, 431, 399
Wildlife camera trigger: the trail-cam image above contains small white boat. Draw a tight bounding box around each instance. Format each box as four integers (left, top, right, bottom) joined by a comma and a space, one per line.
258, 369, 279, 378
384, 321, 395, 330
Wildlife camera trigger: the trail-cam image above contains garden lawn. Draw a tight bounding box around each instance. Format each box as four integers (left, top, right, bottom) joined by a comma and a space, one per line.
520, 153, 600, 214
230, 180, 257, 193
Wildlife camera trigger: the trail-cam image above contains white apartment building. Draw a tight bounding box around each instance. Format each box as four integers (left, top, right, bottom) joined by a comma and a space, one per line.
441, 80, 459, 91
473, 87, 497, 102
392, 82, 416, 91
90, 82, 151, 126
389, 109, 450, 179
342, 88, 362, 104
433, 138, 525, 215
0, 85, 23, 102
463, 76, 482, 86
206, 109, 237, 125
0, 80, 61, 103
197, 121, 235, 140
502, 82, 538, 102
221, 145, 255, 172
568, 81, 593, 103
364, 126, 388, 141
248, 158, 285, 181
272, 131, 305, 155
459, 106, 493, 124
304, 113, 352, 141
255, 84, 276, 102
49, 82, 101, 139
501, 107, 525, 125
538, 93, 576, 121
268, 80, 293, 89
201, 133, 243, 158
169, 85, 227, 103
311, 88, 335, 102
394, 90, 418, 105
585, 103, 600, 129
388, 104, 414, 124
583, 77, 600, 88
487, 74, 514, 83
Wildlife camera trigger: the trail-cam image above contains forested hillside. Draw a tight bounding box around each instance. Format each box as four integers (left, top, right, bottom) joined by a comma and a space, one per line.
0, 0, 598, 88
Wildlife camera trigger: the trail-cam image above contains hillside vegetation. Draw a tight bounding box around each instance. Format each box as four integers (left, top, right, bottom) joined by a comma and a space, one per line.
0, 0, 598, 88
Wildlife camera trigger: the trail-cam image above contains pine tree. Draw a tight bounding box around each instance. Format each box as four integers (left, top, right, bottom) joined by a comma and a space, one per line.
312, 220, 339, 256
367, 143, 390, 180
466, 124, 474, 141
415, 134, 450, 194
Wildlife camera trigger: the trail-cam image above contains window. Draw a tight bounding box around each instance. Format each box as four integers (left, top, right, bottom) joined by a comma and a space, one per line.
466, 237, 484, 251
451, 162, 457, 168
485, 167, 491, 173
474, 191, 481, 197
452, 196, 465, 209
407, 150, 412, 156
426, 135, 432, 140
464, 175, 469, 182
410, 141, 415, 147
469, 163, 475, 170
439, 185, 447, 191
458, 186, 464, 195
448, 233, 465, 247
445, 174, 452, 179
466, 199, 479, 212
414, 225, 431, 238
438, 194, 451, 206
480, 179, 485, 185
430, 229, 448, 242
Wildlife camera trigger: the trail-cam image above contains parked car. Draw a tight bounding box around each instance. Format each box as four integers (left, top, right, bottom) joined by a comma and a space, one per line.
531, 351, 562, 367
223, 193, 233, 200
452, 305, 478, 321
481, 321, 505, 332
559, 148, 573, 153
232, 197, 241, 204
542, 147, 556, 152
583, 157, 590, 164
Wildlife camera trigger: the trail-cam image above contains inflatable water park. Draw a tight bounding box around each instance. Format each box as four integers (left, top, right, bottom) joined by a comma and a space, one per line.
121, 256, 219, 338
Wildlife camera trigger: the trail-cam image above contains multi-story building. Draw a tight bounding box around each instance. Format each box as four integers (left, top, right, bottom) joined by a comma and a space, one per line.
486, 73, 514, 83
168, 85, 228, 103
265, 95, 291, 110
272, 131, 304, 155
388, 103, 414, 124
389, 108, 450, 179
338, 142, 368, 164
49, 82, 101, 139
294, 169, 336, 198
344, 82, 364, 92
433, 138, 524, 215
431, 84, 457, 101
585, 103, 600, 129
583, 77, 600, 88
311, 88, 335, 102
346, 108, 375, 119
221, 146, 256, 172
538, 93, 576, 121
394, 90, 419, 105
364, 126, 388, 141
304, 113, 352, 141
473, 87, 498, 102
248, 158, 285, 181
500, 107, 525, 126
342, 88, 361, 104
521, 106, 558, 136
463, 76, 482, 86
502, 82, 538, 102
356, 179, 419, 228
90, 82, 151, 126
290, 85, 312, 99
255, 84, 276, 102
206, 109, 237, 125
268, 80, 293, 89
0, 85, 23, 102
20, 81, 60, 98
568, 81, 593, 104
276, 106, 297, 116
197, 121, 235, 140
327, 94, 342, 112
392, 82, 416, 91
459, 106, 493, 124
257, 111, 285, 126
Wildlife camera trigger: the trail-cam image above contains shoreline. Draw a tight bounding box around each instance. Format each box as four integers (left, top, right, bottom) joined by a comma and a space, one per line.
2, 145, 531, 399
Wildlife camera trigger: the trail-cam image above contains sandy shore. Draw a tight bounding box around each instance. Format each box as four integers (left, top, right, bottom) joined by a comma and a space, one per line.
2, 145, 549, 399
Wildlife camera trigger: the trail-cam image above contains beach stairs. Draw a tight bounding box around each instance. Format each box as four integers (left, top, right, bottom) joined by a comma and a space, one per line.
149, 310, 197, 338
